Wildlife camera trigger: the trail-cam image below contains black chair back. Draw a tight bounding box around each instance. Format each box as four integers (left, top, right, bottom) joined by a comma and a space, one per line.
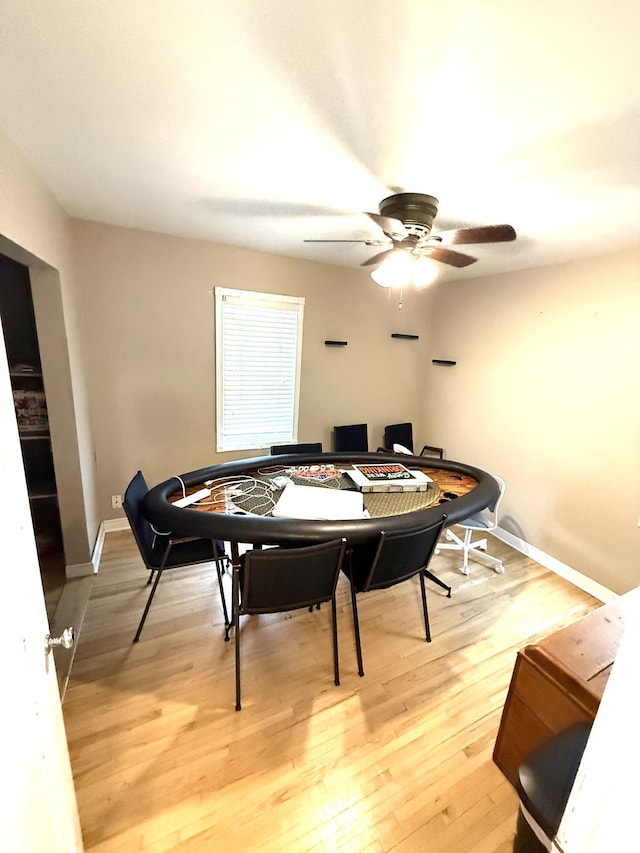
384, 422, 414, 452
383, 422, 444, 459
270, 442, 323, 455
123, 470, 157, 567
357, 517, 446, 592
334, 423, 369, 452
241, 539, 345, 613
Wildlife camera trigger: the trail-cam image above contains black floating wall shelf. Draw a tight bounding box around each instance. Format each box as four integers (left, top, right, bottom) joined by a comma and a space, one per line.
391, 333, 419, 340
324, 340, 348, 347
432, 359, 457, 366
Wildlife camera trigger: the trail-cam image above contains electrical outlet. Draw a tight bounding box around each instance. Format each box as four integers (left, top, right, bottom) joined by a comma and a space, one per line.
112, 494, 122, 509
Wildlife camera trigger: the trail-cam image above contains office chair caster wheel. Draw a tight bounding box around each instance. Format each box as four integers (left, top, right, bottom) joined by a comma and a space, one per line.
445, 529, 454, 542
495, 563, 505, 574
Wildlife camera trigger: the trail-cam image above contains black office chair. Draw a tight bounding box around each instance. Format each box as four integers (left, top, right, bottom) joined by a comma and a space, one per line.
123, 471, 230, 642
514, 724, 592, 852
382, 422, 444, 459
343, 517, 449, 676
334, 423, 369, 452
270, 442, 323, 455
232, 538, 347, 710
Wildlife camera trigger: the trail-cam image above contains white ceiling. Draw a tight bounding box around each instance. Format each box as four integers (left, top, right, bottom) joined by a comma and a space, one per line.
1, 0, 639, 282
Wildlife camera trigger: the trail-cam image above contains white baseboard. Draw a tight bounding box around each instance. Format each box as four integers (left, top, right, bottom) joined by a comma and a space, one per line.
493, 526, 617, 604
92, 517, 130, 572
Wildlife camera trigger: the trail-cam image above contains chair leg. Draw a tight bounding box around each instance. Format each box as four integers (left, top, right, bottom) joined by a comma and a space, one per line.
467, 539, 505, 573
419, 572, 432, 643
331, 595, 340, 686
233, 563, 242, 711
462, 529, 472, 575
437, 526, 504, 575
214, 556, 231, 638
423, 569, 452, 598
134, 568, 163, 642
147, 570, 155, 586
349, 578, 364, 677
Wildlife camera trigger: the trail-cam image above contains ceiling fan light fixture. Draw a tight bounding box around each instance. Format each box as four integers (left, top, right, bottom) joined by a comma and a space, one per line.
371, 249, 416, 288
412, 256, 439, 288
371, 250, 439, 290
370, 266, 392, 287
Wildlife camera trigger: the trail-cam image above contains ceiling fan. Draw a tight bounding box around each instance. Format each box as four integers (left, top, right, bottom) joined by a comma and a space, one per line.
305, 192, 516, 272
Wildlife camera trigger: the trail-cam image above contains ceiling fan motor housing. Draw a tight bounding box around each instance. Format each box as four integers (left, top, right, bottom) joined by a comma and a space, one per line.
379, 193, 439, 237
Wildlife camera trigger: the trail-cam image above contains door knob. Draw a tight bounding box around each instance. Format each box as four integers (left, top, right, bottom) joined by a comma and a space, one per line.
45, 626, 75, 654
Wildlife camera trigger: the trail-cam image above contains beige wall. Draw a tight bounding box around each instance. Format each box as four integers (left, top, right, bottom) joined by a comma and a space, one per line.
424, 247, 640, 594
0, 131, 95, 568
70, 220, 432, 513
69, 220, 640, 594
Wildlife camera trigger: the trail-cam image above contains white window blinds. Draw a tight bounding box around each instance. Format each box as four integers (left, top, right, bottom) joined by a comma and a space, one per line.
215, 288, 305, 452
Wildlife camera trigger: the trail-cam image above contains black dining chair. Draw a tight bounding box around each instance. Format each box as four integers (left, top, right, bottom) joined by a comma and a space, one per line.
123, 471, 230, 642
343, 516, 449, 676
232, 538, 347, 710
382, 422, 444, 459
333, 423, 369, 452
270, 442, 323, 455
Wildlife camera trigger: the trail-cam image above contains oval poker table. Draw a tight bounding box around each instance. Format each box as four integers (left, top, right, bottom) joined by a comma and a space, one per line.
142, 451, 500, 552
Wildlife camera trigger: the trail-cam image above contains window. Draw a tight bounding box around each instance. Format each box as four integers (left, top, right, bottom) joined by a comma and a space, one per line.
215, 287, 305, 452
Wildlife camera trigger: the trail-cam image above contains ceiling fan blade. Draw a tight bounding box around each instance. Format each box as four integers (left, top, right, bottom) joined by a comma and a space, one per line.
366, 212, 408, 240
303, 239, 388, 245
361, 248, 395, 267
434, 224, 517, 245
426, 246, 477, 268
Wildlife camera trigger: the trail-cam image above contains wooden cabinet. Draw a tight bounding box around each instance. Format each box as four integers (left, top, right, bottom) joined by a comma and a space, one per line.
493, 596, 629, 789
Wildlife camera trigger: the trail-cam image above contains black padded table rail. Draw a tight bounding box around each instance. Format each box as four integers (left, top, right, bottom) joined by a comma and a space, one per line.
142, 452, 500, 548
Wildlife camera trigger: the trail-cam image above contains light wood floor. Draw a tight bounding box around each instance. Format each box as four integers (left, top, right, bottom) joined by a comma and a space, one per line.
63, 530, 602, 852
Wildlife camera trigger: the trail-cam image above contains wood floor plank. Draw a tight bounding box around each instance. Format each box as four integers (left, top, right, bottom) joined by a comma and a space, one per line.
62, 529, 601, 851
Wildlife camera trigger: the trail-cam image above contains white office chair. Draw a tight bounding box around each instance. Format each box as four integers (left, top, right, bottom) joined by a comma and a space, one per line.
437, 476, 506, 575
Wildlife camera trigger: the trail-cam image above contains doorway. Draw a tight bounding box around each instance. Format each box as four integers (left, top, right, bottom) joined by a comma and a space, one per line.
0, 251, 66, 618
